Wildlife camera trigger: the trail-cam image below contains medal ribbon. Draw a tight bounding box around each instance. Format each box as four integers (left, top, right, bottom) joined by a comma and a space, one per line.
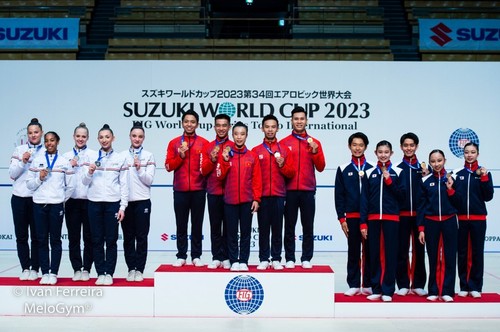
45, 152, 58, 170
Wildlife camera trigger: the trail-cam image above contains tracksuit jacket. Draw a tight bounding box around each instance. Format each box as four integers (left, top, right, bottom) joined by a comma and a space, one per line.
200, 136, 234, 195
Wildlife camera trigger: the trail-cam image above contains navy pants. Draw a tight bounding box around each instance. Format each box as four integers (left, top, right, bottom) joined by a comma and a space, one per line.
346, 217, 371, 288
257, 196, 285, 262
396, 215, 426, 290
122, 199, 151, 273
225, 202, 253, 265
207, 194, 228, 262
173, 190, 206, 260
88, 201, 120, 276
425, 216, 458, 297
284, 190, 315, 263
11, 195, 39, 272
65, 198, 93, 272
368, 219, 399, 297
458, 219, 486, 293
33, 203, 64, 275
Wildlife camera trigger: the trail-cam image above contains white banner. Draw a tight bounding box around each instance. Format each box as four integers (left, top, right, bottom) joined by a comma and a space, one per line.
0, 61, 498, 255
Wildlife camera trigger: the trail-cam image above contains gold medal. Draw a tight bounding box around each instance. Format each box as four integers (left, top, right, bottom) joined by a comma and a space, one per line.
274, 152, 281, 158
446, 171, 453, 179
421, 162, 426, 169
181, 141, 188, 148
213, 145, 220, 153
476, 168, 482, 176
224, 146, 232, 153
358, 170, 364, 177
307, 137, 313, 144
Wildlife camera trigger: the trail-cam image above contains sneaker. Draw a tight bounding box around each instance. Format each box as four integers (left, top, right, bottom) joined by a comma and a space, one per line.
126, 270, 136, 282
104, 274, 113, 286
426, 295, 438, 301
192, 258, 204, 267
382, 295, 392, 302
39, 274, 50, 285
230, 262, 240, 271
19, 269, 30, 281
271, 261, 284, 270
301, 261, 313, 269
344, 288, 360, 296
81, 270, 90, 281
442, 295, 454, 302
48, 273, 57, 285
285, 261, 295, 269
412, 288, 428, 296
239, 263, 249, 271
457, 291, 469, 297
361, 287, 373, 295
134, 271, 144, 282
95, 275, 106, 286
367, 294, 381, 301
396, 288, 409, 296
72, 270, 82, 281
470, 291, 481, 298
222, 260, 231, 270
172, 258, 186, 267
28, 270, 39, 281
207, 260, 221, 269
257, 261, 269, 270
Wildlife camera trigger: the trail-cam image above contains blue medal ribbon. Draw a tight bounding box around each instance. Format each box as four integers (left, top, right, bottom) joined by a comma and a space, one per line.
45, 152, 58, 171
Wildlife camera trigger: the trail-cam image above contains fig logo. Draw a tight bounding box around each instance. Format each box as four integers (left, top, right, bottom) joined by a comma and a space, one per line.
431, 23, 452, 46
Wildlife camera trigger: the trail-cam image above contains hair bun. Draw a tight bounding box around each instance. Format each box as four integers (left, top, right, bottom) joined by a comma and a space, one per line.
79, 122, 86, 127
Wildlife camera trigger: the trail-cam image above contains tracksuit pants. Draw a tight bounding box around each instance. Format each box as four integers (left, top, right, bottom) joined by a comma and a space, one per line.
65, 198, 93, 273
396, 215, 426, 290
225, 202, 253, 265
458, 219, 486, 293
257, 196, 285, 262
33, 203, 64, 275
11, 195, 39, 272
207, 194, 228, 262
284, 190, 315, 263
122, 199, 151, 273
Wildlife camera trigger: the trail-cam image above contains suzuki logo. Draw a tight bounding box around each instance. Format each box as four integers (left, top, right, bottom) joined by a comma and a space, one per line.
430, 23, 452, 46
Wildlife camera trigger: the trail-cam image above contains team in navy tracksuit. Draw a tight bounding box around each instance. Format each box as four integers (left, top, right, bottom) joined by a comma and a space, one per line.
396, 133, 428, 296
360, 141, 404, 301
453, 143, 494, 297
417, 149, 460, 302
335, 132, 373, 295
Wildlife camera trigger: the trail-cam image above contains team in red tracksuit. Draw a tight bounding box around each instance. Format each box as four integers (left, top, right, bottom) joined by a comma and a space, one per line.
360, 153, 404, 301
200, 117, 234, 268
417, 149, 461, 301
252, 117, 295, 268
165, 111, 208, 265
217, 123, 262, 270
280, 108, 326, 268
453, 142, 494, 297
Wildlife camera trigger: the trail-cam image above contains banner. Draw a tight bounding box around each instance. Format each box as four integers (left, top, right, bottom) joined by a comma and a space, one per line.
0, 61, 498, 254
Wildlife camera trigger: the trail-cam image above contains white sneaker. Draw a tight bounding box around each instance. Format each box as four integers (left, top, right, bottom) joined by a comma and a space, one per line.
441, 295, 454, 302
457, 291, 469, 297
104, 274, 113, 286
412, 288, 427, 296
222, 260, 231, 270
72, 270, 82, 281
28, 270, 39, 281
426, 295, 438, 301
48, 273, 57, 285
285, 261, 295, 269
230, 262, 240, 271
301, 261, 313, 269
470, 291, 481, 298
271, 261, 284, 270
95, 275, 106, 286
134, 271, 144, 282
19, 269, 30, 281
81, 270, 90, 281
207, 260, 221, 269
192, 258, 204, 267
396, 288, 409, 296
39, 274, 50, 285
172, 258, 186, 267
361, 287, 373, 295
239, 263, 249, 271
126, 270, 136, 282
257, 261, 269, 270
344, 287, 360, 296
367, 294, 381, 301
382, 295, 392, 302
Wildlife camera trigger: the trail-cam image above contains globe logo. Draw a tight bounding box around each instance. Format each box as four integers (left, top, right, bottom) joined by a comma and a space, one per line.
224, 275, 264, 315
448, 128, 480, 159
218, 102, 236, 117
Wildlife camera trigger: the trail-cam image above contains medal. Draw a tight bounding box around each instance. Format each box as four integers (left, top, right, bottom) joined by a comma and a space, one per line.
213, 145, 220, 153
307, 137, 313, 144
95, 161, 101, 167
358, 170, 364, 177
476, 168, 482, 175
446, 171, 453, 179
28, 148, 35, 155
224, 146, 231, 153
45, 167, 51, 173
274, 152, 281, 158
73, 155, 80, 161
181, 141, 188, 148
420, 162, 426, 169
